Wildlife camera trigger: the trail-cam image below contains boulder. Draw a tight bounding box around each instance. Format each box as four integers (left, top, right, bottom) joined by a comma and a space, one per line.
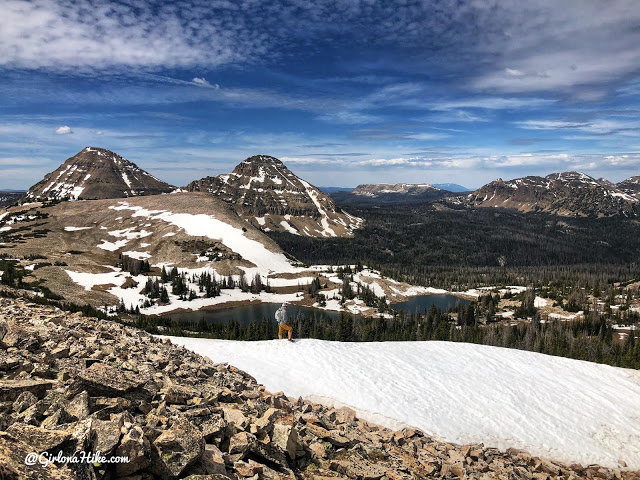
65, 391, 89, 420
0, 379, 56, 402
201, 444, 228, 476
334, 406, 357, 424
228, 431, 256, 455
116, 426, 151, 477
12, 390, 38, 413
6, 424, 71, 452
0, 432, 75, 480
74, 362, 149, 399
221, 407, 249, 431
153, 417, 205, 478
255, 407, 279, 433
201, 414, 227, 441
90, 415, 124, 456
271, 423, 298, 460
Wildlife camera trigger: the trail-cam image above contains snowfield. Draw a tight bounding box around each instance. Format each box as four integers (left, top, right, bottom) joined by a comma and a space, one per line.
165, 337, 640, 469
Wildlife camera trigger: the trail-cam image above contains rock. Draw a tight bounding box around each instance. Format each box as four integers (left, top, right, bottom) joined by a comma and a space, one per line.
221, 406, 249, 431
90, 415, 124, 456
255, 407, 279, 433
271, 423, 298, 459
0, 319, 7, 342
50, 346, 70, 360
334, 406, 357, 424
75, 362, 149, 399
0, 379, 56, 402
229, 431, 256, 455
202, 444, 228, 476
201, 414, 227, 441
309, 441, 329, 458
12, 390, 38, 413
153, 417, 205, 478
0, 432, 75, 480
40, 408, 72, 429
116, 426, 151, 477
65, 391, 89, 420
6, 424, 71, 452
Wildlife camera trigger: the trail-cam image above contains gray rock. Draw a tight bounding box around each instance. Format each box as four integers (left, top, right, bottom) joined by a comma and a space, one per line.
153, 417, 205, 478
116, 426, 152, 477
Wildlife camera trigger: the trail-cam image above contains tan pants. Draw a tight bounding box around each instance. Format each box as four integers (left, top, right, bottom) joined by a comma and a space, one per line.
278, 323, 292, 337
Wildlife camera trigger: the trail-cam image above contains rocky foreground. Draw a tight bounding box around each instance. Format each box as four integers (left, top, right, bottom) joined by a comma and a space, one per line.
0, 297, 638, 480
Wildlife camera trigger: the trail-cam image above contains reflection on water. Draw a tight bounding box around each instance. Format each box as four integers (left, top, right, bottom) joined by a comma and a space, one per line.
162, 294, 470, 325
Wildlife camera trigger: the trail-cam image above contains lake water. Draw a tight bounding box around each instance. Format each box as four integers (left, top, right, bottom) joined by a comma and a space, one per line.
161, 294, 469, 325
391, 294, 470, 314
162, 303, 341, 326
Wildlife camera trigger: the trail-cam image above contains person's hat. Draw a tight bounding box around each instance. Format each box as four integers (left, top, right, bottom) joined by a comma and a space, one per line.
282, 302, 288, 307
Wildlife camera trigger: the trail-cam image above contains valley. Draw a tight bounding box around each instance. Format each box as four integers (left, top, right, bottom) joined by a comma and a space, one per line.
1, 147, 640, 478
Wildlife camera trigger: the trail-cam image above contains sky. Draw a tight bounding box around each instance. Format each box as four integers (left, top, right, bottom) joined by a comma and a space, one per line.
1, 0, 640, 190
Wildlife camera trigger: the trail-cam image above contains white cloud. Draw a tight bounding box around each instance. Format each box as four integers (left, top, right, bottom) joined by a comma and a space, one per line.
55, 125, 73, 134
433, 98, 554, 110
192, 77, 219, 89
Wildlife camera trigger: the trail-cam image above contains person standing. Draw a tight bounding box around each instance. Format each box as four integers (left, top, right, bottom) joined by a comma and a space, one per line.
275, 302, 293, 341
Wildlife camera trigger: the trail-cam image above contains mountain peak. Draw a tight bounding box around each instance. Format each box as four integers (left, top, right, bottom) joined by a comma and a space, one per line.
471, 171, 639, 217
187, 155, 363, 237
26, 147, 175, 201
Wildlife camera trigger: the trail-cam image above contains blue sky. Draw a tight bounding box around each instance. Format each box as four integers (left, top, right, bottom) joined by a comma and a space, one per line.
1, 0, 639, 189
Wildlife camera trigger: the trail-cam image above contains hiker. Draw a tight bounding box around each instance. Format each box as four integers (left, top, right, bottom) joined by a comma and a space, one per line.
275, 302, 293, 341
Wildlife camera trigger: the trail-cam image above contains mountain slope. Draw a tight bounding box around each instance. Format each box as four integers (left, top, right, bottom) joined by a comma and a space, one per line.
186, 154, 363, 237
470, 171, 639, 217
0, 193, 300, 309
617, 176, 640, 199
0, 191, 24, 208
169, 336, 640, 470
26, 147, 175, 201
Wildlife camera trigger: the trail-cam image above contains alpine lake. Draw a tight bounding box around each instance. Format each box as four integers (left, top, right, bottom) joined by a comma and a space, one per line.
161, 294, 470, 326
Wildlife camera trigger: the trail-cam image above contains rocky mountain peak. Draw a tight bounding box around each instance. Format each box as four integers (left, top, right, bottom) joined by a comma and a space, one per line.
617, 175, 640, 198
470, 171, 639, 217
186, 155, 363, 237
26, 147, 175, 201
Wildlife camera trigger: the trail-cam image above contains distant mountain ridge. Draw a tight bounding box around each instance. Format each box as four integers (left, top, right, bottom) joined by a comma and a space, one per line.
0, 191, 24, 208
353, 183, 442, 197
470, 171, 640, 217
26, 147, 175, 201
186, 154, 363, 237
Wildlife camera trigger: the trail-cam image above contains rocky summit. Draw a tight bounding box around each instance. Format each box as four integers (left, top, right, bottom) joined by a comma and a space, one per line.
187, 155, 363, 237
617, 176, 640, 199
470, 171, 640, 217
26, 147, 175, 201
0, 296, 638, 480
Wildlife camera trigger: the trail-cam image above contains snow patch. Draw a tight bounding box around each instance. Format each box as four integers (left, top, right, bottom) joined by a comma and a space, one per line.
64, 226, 93, 232
167, 337, 640, 469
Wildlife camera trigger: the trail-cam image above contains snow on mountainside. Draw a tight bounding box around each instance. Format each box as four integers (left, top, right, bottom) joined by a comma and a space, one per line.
471, 171, 640, 217
0, 191, 24, 208
26, 147, 175, 201
617, 175, 640, 199
186, 155, 363, 237
0, 193, 303, 310
167, 337, 640, 469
